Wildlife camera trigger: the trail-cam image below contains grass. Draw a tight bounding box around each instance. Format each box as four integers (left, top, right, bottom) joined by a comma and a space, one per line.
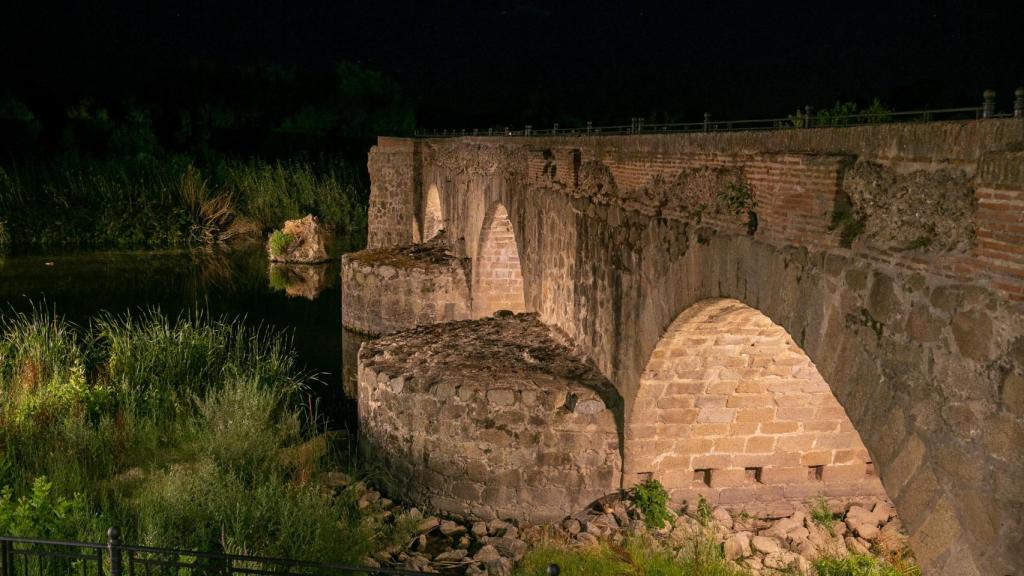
810, 496, 837, 536
514, 532, 750, 576
0, 305, 413, 563
813, 553, 921, 576
0, 155, 366, 249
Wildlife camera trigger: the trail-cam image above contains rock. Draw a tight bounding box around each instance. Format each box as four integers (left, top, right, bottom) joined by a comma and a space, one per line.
487, 519, 511, 536
435, 549, 468, 562
872, 501, 895, 523
712, 507, 734, 529
764, 551, 795, 570
440, 520, 466, 536
486, 557, 513, 576
268, 263, 329, 299
562, 518, 581, 535
764, 517, 801, 539
751, 535, 781, 555
268, 215, 330, 263
418, 517, 439, 533
845, 535, 870, 555
789, 526, 810, 542
851, 521, 879, 540
472, 521, 489, 538
724, 533, 752, 560
474, 545, 501, 563
488, 537, 528, 561
575, 532, 599, 547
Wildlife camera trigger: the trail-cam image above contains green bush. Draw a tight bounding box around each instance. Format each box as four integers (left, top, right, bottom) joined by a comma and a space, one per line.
0, 477, 92, 540
268, 230, 295, 257
629, 479, 671, 529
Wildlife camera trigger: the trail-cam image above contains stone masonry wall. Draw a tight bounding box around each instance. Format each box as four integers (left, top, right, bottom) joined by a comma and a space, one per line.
357, 315, 622, 523
366, 119, 1024, 575
628, 298, 885, 517
341, 235, 471, 336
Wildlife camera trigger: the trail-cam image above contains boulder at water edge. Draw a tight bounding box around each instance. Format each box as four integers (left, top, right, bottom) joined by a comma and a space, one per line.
267, 215, 330, 263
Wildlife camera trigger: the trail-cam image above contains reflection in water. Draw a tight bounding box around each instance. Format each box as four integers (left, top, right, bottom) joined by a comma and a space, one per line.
0, 237, 362, 428
269, 263, 334, 300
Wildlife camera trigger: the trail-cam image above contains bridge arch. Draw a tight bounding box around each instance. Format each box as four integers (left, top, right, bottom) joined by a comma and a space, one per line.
472, 202, 527, 318
422, 184, 444, 242
626, 297, 885, 515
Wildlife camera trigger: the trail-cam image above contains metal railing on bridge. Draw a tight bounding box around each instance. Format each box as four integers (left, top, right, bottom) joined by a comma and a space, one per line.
414, 88, 1024, 138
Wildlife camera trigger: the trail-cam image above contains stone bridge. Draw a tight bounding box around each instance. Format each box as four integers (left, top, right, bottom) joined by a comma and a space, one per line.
343, 119, 1024, 575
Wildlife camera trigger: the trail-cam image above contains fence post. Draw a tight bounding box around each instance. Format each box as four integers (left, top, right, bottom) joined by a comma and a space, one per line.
1015, 87, 1024, 118
804, 105, 814, 128
525, 125, 532, 136
637, 117, 644, 133
586, 121, 593, 134
982, 89, 996, 118
1, 540, 12, 576
108, 527, 123, 576
553, 123, 559, 134
703, 112, 711, 132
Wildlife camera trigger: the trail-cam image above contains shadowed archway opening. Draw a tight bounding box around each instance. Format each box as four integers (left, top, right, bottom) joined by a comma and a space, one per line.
626, 298, 888, 516
422, 184, 443, 242
472, 203, 526, 318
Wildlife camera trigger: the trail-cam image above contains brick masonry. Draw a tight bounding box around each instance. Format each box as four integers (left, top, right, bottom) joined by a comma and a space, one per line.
359, 119, 1024, 575
627, 298, 885, 517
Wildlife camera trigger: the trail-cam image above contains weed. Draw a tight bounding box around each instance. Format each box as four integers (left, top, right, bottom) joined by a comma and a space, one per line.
629, 479, 671, 529
810, 496, 837, 536
268, 230, 295, 257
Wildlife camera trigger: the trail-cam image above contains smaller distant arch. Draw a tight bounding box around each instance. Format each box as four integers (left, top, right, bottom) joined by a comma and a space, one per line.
472, 203, 527, 318
422, 184, 444, 242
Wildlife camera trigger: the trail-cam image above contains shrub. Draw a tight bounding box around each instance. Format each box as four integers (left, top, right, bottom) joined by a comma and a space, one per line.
268, 230, 295, 257
629, 479, 671, 529
0, 476, 93, 540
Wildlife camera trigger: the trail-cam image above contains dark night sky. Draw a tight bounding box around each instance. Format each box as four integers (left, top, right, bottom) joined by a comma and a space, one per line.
1, 0, 1022, 129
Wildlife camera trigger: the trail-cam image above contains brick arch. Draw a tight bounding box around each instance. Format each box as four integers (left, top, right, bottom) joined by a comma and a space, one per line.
422, 184, 444, 242
625, 297, 886, 515
472, 203, 526, 318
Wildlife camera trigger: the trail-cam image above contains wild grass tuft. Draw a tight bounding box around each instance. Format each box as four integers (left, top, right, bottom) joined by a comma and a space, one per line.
0, 304, 407, 563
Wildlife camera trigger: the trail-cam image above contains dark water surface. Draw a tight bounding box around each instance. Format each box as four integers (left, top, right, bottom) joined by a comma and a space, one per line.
0, 237, 366, 428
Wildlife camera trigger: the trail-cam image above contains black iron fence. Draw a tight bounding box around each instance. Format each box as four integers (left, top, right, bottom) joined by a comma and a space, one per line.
414, 88, 1024, 138
0, 528, 445, 576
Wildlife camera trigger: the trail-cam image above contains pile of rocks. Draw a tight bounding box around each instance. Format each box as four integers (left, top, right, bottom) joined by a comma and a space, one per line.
350, 482, 910, 575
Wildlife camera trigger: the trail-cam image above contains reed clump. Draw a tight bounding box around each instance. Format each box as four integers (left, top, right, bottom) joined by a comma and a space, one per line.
0, 305, 410, 562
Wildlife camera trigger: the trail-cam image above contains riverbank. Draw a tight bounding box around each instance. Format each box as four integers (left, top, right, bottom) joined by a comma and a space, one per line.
0, 155, 366, 250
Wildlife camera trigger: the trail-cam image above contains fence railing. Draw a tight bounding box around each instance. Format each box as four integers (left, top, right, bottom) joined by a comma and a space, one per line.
414, 88, 1024, 138
0, 528, 445, 576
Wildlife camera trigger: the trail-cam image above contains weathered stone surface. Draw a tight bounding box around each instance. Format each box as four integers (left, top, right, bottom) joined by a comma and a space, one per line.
268, 214, 329, 263
362, 121, 1024, 576
358, 314, 622, 523
341, 232, 471, 335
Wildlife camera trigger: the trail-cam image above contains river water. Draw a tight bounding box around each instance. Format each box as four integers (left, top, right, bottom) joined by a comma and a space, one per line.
0, 238, 367, 429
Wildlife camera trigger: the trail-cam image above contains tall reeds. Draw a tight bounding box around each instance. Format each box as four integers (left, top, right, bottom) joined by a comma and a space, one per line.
0, 306, 408, 563
0, 155, 366, 249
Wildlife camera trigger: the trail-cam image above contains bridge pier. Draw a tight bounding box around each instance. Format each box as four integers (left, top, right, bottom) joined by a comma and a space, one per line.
352, 119, 1024, 575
